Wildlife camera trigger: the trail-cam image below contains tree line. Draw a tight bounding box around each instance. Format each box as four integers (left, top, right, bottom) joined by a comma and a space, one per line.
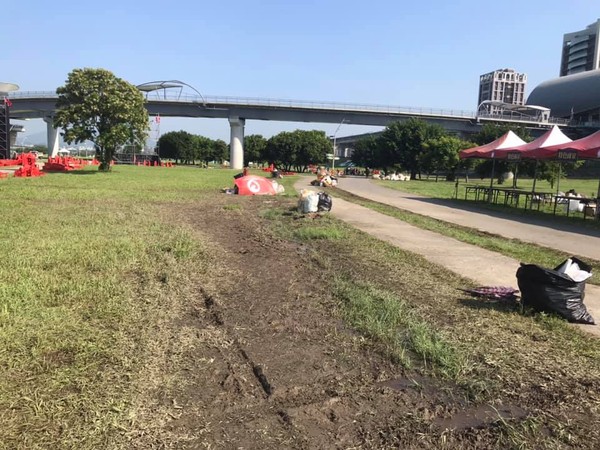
157, 131, 229, 165
158, 129, 332, 172
351, 119, 581, 186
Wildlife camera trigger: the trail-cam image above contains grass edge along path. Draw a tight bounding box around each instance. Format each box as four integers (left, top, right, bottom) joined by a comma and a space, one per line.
332, 187, 600, 285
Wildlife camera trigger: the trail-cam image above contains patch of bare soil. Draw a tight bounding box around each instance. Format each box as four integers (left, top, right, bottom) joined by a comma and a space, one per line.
128, 195, 593, 449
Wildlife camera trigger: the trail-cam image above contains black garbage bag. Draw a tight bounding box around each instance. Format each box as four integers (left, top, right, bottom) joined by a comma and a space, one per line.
317, 192, 333, 212
516, 257, 595, 324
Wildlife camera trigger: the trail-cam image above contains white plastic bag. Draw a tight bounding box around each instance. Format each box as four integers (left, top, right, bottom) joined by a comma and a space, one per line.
298, 189, 319, 213
556, 258, 593, 282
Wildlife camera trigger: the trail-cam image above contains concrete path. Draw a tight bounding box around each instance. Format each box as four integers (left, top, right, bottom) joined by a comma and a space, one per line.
294, 177, 600, 337
337, 176, 600, 261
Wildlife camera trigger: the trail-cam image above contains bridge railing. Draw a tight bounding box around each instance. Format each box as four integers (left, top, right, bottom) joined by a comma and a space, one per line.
8, 91, 573, 125
8, 90, 477, 119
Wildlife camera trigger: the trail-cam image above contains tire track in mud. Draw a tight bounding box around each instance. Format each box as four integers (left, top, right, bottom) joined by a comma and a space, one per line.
201, 286, 274, 398
165, 199, 526, 449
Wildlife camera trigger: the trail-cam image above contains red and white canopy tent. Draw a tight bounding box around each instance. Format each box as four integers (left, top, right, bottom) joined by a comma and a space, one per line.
460, 126, 600, 205
458, 131, 526, 192
459, 131, 526, 160
493, 125, 572, 160
530, 130, 600, 201
492, 126, 573, 192
530, 129, 600, 160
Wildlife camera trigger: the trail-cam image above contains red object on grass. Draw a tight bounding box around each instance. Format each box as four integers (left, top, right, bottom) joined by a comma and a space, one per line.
14, 153, 44, 177
234, 175, 277, 196
43, 156, 83, 172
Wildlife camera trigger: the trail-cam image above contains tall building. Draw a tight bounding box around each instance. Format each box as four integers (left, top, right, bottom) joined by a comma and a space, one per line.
477, 69, 527, 114
560, 19, 600, 77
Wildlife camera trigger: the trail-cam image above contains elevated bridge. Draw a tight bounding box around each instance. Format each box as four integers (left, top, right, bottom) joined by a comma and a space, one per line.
8, 91, 571, 169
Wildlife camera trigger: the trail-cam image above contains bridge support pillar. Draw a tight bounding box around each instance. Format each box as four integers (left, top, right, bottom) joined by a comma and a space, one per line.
44, 117, 59, 158
228, 117, 245, 170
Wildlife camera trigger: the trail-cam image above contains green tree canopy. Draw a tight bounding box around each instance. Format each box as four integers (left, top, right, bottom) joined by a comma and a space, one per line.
266, 131, 296, 171
422, 136, 474, 181
380, 119, 445, 179
208, 139, 228, 164
351, 135, 380, 168
244, 134, 267, 165
266, 130, 329, 172
55, 68, 148, 171
158, 130, 196, 163
294, 130, 330, 172
194, 135, 213, 163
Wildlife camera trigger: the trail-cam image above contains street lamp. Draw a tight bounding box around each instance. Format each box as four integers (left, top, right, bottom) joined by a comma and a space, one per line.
329, 118, 346, 173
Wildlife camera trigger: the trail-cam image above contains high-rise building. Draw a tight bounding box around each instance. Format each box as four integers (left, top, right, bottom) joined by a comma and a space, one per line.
560, 19, 600, 77
477, 69, 527, 114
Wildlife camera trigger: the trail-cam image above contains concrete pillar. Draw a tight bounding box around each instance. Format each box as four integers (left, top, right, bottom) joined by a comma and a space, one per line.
229, 117, 245, 170
44, 117, 59, 157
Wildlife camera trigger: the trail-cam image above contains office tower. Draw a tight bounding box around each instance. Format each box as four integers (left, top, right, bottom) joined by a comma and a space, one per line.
560, 19, 600, 76
478, 69, 527, 114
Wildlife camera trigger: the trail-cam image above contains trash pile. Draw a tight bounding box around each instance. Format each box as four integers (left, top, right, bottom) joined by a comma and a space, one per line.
517, 257, 595, 324
297, 189, 332, 213
310, 167, 338, 187
372, 170, 410, 181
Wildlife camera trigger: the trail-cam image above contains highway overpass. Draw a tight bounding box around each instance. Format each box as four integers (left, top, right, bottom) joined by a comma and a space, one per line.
8, 91, 570, 169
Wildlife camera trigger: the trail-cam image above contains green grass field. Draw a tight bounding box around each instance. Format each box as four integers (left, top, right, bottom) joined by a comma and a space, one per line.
2, 165, 600, 448
0, 166, 236, 448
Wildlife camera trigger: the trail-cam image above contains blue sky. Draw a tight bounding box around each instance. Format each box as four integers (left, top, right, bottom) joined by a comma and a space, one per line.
5, 0, 599, 144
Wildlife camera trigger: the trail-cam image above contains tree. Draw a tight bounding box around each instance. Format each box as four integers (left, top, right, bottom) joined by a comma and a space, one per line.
422, 136, 474, 181
158, 130, 196, 164
293, 130, 329, 172
244, 134, 267, 165
195, 135, 214, 163
55, 68, 148, 171
266, 132, 297, 172
380, 119, 445, 179
214, 139, 229, 163
351, 135, 380, 169
265, 130, 329, 172
536, 160, 585, 190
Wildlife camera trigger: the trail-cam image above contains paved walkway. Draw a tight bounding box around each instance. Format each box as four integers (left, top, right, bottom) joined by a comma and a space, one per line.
294, 177, 600, 336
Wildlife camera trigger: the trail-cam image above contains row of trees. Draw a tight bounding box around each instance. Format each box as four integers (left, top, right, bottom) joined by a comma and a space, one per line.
157, 131, 228, 165
351, 118, 475, 180
351, 119, 581, 186
158, 129, 332, 172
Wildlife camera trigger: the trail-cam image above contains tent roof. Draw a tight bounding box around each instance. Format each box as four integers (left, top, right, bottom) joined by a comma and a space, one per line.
459, 131, 526, 159
494, 125, 572, 158
532, 130, 600, 159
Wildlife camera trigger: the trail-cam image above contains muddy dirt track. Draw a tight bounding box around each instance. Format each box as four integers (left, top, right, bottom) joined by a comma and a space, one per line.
130, 195, 599, 449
